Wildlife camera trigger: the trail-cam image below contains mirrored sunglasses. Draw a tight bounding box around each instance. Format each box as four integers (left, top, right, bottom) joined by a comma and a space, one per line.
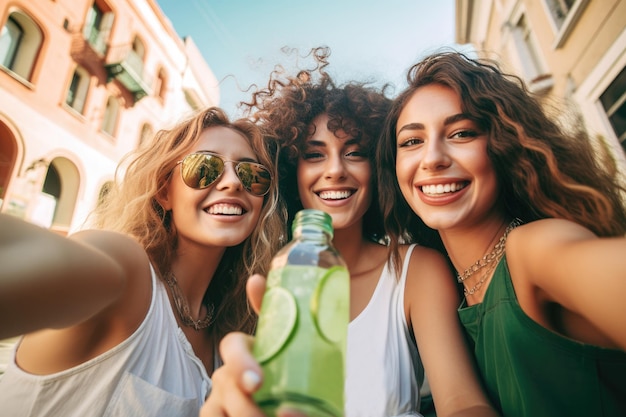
177, 152, 272, 196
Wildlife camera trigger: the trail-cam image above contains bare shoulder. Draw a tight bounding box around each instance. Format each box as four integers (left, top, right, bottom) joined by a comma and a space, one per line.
11, 230, 153, 371
403, 244, 461, 346
402, 244, 452, 278
71, 229, 147, 257
507, 218, 595, 250
69, 229, 153, 323
71, 229, 150, 273
506, 218, 597, 281
402, 244, 457, 310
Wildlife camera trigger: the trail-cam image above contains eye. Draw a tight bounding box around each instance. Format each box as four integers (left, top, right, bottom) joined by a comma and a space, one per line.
302, 151, 325, 161
398, 137, 424, 147
345, 149, 368, 160
450, 129, 480, 140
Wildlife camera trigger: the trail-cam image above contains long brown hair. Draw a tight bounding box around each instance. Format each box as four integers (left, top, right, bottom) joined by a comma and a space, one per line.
377, 51, 626, 271
88, 107, 284, 338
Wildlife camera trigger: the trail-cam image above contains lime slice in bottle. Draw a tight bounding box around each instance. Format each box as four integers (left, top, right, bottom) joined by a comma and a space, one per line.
253, 286, 298, 364
310, 266, 350, 343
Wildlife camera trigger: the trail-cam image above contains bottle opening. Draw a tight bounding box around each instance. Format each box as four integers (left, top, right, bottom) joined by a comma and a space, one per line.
292, 209, 334, 238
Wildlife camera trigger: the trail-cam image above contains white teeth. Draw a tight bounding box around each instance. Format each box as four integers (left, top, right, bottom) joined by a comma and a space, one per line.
319, 190, 352, 200
207, 203, 243, 215
422, 182, 466, 196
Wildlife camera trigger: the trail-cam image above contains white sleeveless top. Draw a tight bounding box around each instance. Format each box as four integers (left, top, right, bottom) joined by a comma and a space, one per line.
0, 265, 212, 417
345, 244, 424, 417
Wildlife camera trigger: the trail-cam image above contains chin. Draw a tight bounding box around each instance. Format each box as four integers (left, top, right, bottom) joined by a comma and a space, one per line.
414, 212, 454, 231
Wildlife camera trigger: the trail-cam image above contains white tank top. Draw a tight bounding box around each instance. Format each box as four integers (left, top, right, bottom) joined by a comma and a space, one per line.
345, 244, 424, 417
0, 265, 211, 417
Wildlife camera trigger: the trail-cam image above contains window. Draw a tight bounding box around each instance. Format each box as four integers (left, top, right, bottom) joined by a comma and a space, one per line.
101, 96, 120, 136
543, 0, 589, 48
65, 66, 90, 113
0, 11, 42, 81
0, 17, 23, 69
128, 36, 145, 77
139, 123, 154, 146
599, 66, 626, 154
545, 0, 575, 28
83, 2, 114, 55
83, 3, 103, 44
97, 181, 113, 206
154, 67, 167, 100
511, 14, 552, 92
573, 30, 626, 164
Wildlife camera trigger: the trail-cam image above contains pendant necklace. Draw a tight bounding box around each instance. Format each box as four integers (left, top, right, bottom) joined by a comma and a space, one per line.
165, 272, 215, 331
457, 218, 523, 297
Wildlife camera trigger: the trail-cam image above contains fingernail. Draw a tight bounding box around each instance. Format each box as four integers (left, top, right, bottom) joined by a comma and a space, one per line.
242, 370, 261, 391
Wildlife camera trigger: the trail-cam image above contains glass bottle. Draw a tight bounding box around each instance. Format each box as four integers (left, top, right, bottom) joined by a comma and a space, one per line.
252, 209, 350, 417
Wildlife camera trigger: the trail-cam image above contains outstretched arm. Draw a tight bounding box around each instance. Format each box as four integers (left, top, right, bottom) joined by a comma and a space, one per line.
507, 218, 626, 350
0, 214, 128, 338
406, 246, 500, 417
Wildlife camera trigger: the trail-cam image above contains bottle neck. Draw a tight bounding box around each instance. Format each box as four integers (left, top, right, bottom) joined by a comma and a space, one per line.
291, 209, 334, 243
292, 226, 332, 244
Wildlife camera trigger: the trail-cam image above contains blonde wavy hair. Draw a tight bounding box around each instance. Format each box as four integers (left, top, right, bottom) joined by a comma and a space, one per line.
88, 107, 285, 338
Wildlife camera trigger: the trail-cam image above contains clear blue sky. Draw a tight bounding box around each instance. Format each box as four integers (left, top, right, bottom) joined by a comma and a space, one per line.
156, 0, 467, 118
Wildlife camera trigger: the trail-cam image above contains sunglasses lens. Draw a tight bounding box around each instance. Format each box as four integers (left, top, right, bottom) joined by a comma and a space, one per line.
181, 153, 223, 189
236, 163, 272, 196
180, 153, 272, 196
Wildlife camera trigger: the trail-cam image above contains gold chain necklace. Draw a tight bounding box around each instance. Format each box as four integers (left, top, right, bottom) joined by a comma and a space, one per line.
457, 218, 522, 296
165, 272, 215, 331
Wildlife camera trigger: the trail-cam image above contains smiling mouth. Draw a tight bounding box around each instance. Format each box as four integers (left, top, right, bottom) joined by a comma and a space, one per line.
421, 182, 468, 196
206, 203, 245, 215
317, 190, 355, 200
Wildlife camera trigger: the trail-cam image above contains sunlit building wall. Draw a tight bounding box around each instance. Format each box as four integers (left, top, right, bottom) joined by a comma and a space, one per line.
456, 0, 626, 172
0, 0, 220, 234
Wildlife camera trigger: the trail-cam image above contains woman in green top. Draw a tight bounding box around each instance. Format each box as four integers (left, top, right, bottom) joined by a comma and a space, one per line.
377, 51, 626, 416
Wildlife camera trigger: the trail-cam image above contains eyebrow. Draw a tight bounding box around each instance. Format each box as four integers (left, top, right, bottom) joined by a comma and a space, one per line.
397, 113, 471, 134
306, 137, 359, 147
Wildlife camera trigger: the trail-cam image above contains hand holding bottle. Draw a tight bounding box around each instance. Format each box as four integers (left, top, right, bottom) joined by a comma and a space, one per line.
200, 274, 312, 417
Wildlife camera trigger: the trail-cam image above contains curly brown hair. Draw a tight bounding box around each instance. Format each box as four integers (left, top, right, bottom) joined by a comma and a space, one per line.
242, 47, 392, 241
87, 107, 284, 339
377, 51, 626, 271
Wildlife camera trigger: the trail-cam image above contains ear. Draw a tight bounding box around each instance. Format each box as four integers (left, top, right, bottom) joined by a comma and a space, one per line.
155, 184, 173, 211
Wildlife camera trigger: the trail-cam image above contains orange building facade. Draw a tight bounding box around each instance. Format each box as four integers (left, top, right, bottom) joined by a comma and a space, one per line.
456, 0, 626, 175
0, 0, 219, 234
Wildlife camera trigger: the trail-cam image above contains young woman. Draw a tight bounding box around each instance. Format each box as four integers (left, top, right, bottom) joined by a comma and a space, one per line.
377, 51, 626, 416
201, 49, 498, 417
0, 107, 284, 416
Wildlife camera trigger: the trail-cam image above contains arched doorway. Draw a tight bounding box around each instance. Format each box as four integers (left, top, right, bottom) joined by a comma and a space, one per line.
48, 157, 80, 234
22, 156, 79, 234
0, 119, 20, 212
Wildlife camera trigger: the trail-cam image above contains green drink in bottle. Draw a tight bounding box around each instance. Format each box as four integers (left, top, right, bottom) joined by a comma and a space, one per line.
253, 209, 349, 417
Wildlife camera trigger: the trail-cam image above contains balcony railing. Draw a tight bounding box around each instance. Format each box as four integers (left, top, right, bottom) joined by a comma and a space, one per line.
104, 45, 151, 102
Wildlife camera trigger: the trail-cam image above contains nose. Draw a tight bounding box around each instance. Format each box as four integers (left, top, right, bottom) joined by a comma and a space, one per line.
216, 161, 242, 191
324, 153, 347, 179
421, 135, 451, 171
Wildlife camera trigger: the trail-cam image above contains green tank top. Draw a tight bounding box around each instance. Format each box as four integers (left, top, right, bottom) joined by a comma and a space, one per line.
458, 257, 626, 416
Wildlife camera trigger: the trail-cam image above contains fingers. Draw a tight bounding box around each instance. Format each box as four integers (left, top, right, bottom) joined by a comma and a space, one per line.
198, 396, 225, 417
219, 332, 262, 389
247, 274, 267, 314
204, 367, 263, 417
200, 332, 265, 417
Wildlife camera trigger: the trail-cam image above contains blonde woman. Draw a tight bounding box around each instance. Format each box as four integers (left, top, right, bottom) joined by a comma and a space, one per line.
0, 107, 284, 416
